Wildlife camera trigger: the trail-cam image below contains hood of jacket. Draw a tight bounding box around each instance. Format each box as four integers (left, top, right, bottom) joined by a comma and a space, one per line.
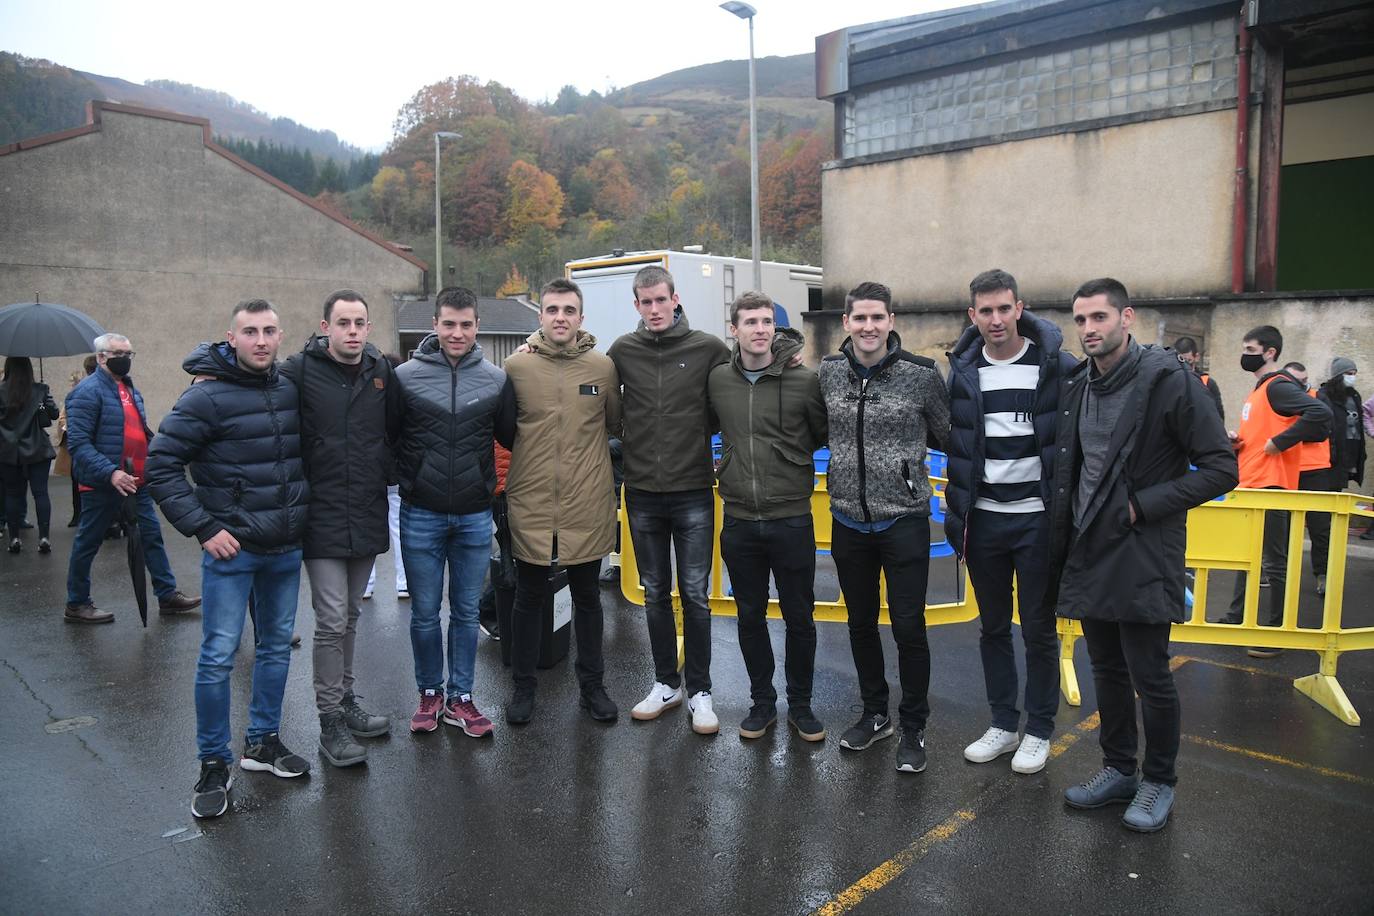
182, 341, 280, 386
298, 333, 384, 367
412, 332, 486, 370
631, 306, 692, 344
950, 308, 1066, 366
525, 327, 599, 358
730, 326, 803, 376
839, 330, 904, 372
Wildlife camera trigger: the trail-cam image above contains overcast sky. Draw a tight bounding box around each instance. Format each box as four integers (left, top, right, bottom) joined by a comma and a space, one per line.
2, 0, 965, 150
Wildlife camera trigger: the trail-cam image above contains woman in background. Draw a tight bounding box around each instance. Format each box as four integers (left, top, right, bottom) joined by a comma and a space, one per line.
0, 357, 60, 553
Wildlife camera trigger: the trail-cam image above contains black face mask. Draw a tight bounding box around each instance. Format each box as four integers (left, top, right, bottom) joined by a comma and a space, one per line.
1239, 353, 1266, 373
106, 356, 132, 377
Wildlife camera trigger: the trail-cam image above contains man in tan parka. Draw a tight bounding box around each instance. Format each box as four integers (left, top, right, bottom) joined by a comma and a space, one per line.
503, 278, 622, 725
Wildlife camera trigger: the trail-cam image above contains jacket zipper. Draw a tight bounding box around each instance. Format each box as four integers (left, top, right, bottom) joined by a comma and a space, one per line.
857, 374, 872, 524
553, 357, 563, 561
448, 357, 458, 505
747, 379, 759, 513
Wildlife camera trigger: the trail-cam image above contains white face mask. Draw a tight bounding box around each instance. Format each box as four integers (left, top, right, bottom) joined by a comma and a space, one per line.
1343, 373, 1358, 387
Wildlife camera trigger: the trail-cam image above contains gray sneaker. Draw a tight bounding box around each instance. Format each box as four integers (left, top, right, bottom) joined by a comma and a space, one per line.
318, 712, 367, 768
341, 692, 390, 737
1064, 766, 1140, 809
1122, 780, 1175, 832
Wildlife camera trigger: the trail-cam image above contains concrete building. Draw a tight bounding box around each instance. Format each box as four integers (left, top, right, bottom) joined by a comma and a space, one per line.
0, 101, 427, 422
395, 295, 540, 366
810, 0, 1374, 473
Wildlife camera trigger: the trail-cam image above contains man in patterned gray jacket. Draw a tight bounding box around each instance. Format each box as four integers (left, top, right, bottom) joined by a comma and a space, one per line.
819, 281, 951, 775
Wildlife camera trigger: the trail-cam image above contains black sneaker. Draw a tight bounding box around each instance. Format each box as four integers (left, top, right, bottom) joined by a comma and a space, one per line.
240, 733, 311, 778
192, 758, 233, 819
738, 703, 777, 739
788, 707, 826, 742
895, 730, 927, 774
506, 689, 536, 725
839, 713, 893, 751
580, 685, 619, 723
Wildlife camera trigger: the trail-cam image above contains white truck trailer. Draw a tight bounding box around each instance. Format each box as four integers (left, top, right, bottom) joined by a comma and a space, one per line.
564, 249, 823, 346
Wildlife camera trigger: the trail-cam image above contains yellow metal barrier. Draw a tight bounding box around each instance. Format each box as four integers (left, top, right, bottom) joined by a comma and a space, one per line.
612, 481, 1374, 726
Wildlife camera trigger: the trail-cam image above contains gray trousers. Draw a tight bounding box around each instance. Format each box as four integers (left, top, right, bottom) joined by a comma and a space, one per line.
307, 556, 375, 715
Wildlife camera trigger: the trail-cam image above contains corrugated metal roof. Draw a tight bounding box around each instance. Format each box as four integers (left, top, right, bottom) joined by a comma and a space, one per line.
396, 296, 540, 334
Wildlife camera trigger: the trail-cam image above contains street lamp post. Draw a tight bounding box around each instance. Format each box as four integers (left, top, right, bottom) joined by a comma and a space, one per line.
720, 1, 762, 291
433, 130, 461, 291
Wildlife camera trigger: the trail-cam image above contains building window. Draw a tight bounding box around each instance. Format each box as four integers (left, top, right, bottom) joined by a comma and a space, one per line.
842, 15, 1238, 159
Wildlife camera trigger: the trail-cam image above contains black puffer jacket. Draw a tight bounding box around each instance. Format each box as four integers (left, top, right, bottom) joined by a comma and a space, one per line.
280, 336, 400, 559
944, 310, 1077, 558
146, 342, 309, 554
394, 335, 515, 515
1046, 344, 1238, 623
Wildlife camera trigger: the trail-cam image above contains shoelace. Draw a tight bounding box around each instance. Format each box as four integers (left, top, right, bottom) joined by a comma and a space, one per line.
419, 694, 443, 715
1133, 782, 1163, 810
975, 730, 1011, 747
1082, 768, 1117, 792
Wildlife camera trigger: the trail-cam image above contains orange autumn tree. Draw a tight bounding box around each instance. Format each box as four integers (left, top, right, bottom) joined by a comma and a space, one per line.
759, 129, 827, 239
496, 264, 530, 297
505, 160, 565, 238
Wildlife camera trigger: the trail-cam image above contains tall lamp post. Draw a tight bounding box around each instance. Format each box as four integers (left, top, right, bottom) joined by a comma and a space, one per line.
433, 130, 461, 291
720, 1, 762, 291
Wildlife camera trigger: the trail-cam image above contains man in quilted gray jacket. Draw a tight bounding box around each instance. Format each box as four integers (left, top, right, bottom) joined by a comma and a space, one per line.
819, 281, 950, 776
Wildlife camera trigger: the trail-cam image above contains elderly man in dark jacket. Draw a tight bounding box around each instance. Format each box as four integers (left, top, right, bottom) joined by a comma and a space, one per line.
945, 269, 1076, 776
63, 333, 199, 623
147, 299, 311, 820
1048, 279, 1237, 834
280, 290, 400, 767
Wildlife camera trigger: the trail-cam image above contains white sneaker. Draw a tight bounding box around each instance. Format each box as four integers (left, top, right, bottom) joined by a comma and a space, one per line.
1011, 734, 1050, 774
686, 691, 719, 735
362, 586, 374, 600
630, 682, 684, 721
963, 726, 1020, 763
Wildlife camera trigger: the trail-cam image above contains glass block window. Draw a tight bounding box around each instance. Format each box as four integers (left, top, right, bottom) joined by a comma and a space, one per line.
842, 16, 1238, 159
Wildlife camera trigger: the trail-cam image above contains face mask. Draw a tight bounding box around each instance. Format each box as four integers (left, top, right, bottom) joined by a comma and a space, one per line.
1344, 373, 1358, 388
105, 356, 132, 377
1240, 353, 1265, 373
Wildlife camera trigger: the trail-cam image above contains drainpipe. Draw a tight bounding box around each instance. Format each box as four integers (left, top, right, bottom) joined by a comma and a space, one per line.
1232, 2, 1253, 294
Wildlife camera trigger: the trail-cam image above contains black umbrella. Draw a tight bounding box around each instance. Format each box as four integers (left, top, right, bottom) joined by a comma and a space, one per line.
120, 459, 149, 627
0, 299, 106, 379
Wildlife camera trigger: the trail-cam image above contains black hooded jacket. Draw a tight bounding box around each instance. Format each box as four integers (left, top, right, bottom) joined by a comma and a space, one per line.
1316, 377, 1367, 487
146, 342, 309, 554
1046, 343, 1238, 624
944, 309, 1077, 558
280, 336, 400, 559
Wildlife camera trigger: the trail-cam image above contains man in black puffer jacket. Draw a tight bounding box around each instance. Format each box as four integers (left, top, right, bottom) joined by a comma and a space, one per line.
280, 290, 400, 768
945, 269, 1076, 777
147, 299, 311, 820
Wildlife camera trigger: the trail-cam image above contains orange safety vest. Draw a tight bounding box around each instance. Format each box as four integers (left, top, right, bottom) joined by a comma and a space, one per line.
1237, 374, 1303, 489
1297, 388, 1331, 475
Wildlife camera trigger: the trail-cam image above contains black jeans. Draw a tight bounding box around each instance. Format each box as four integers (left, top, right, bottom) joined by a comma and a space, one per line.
624, 487, 714, 694
831, 515, 931, 732
965, 509, 1060, 739
1228, 487, 1289, 626
1299, 467, 1342, 578
719, 514, 817, 707
510, 559, 604, 693
1079, 618, 1179, 786
2, 460, 51, 539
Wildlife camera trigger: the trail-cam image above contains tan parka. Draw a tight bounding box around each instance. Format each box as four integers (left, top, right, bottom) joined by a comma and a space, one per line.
504, 328, 622, 566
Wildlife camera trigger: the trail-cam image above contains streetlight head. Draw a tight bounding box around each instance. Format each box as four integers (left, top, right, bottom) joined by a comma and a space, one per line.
435, 130, 461, 139
720, 1, 756, 19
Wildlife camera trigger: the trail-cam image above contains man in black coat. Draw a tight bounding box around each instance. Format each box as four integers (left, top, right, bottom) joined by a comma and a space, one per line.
1047, 279, 1237, 833
280, 290, 401, 768
945, 269, 1076, 776
147, 299, 311, 820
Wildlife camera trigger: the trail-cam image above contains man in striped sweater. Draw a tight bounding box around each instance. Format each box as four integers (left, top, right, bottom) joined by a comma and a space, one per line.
945, 269, 1077, 776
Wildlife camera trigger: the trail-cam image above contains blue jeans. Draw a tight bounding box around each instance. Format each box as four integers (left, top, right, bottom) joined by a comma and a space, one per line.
624, 487, 714, 694
400, 502, 491, 699
195, 548, 303, 762
66, 487, 178, 606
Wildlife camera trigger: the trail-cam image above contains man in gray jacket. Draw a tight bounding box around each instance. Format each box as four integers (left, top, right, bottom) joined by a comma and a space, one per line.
820, 281, 951, 774
708, 291, 828, 742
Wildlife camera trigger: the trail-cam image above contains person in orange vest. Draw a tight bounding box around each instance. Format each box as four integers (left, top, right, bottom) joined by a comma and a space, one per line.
1173, 336, 1224, 422
1220, 327, 1330, 657
1281, 362, 1340, 596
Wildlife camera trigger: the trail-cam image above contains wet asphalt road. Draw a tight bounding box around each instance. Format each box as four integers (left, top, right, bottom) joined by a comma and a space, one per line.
2, 491, 1373, 915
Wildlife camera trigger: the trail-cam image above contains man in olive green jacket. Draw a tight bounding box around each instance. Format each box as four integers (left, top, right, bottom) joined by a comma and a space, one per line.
504, 278, 622, 726
707, 291, 828, 742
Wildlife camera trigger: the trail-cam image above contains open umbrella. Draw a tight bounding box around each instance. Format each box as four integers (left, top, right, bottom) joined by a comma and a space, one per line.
0, 299, 106, 379
120, 459, 149, 627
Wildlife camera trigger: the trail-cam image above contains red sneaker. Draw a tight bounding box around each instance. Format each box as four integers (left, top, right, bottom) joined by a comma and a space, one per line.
443, 694, 494, 738
410, 689, 443, 733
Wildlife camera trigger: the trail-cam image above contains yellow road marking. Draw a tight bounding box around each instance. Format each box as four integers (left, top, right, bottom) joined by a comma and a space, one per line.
1182, 735, 1374, 787
1172, 654, 1290, 680
812, 810, 977, 916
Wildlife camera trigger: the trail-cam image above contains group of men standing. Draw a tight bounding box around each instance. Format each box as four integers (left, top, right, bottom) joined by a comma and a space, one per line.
84, 260, 1374, 836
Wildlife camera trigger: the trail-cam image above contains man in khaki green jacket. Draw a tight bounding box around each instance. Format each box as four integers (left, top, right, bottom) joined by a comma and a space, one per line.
503, 278, 622, 726
707, 291, 828, 742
